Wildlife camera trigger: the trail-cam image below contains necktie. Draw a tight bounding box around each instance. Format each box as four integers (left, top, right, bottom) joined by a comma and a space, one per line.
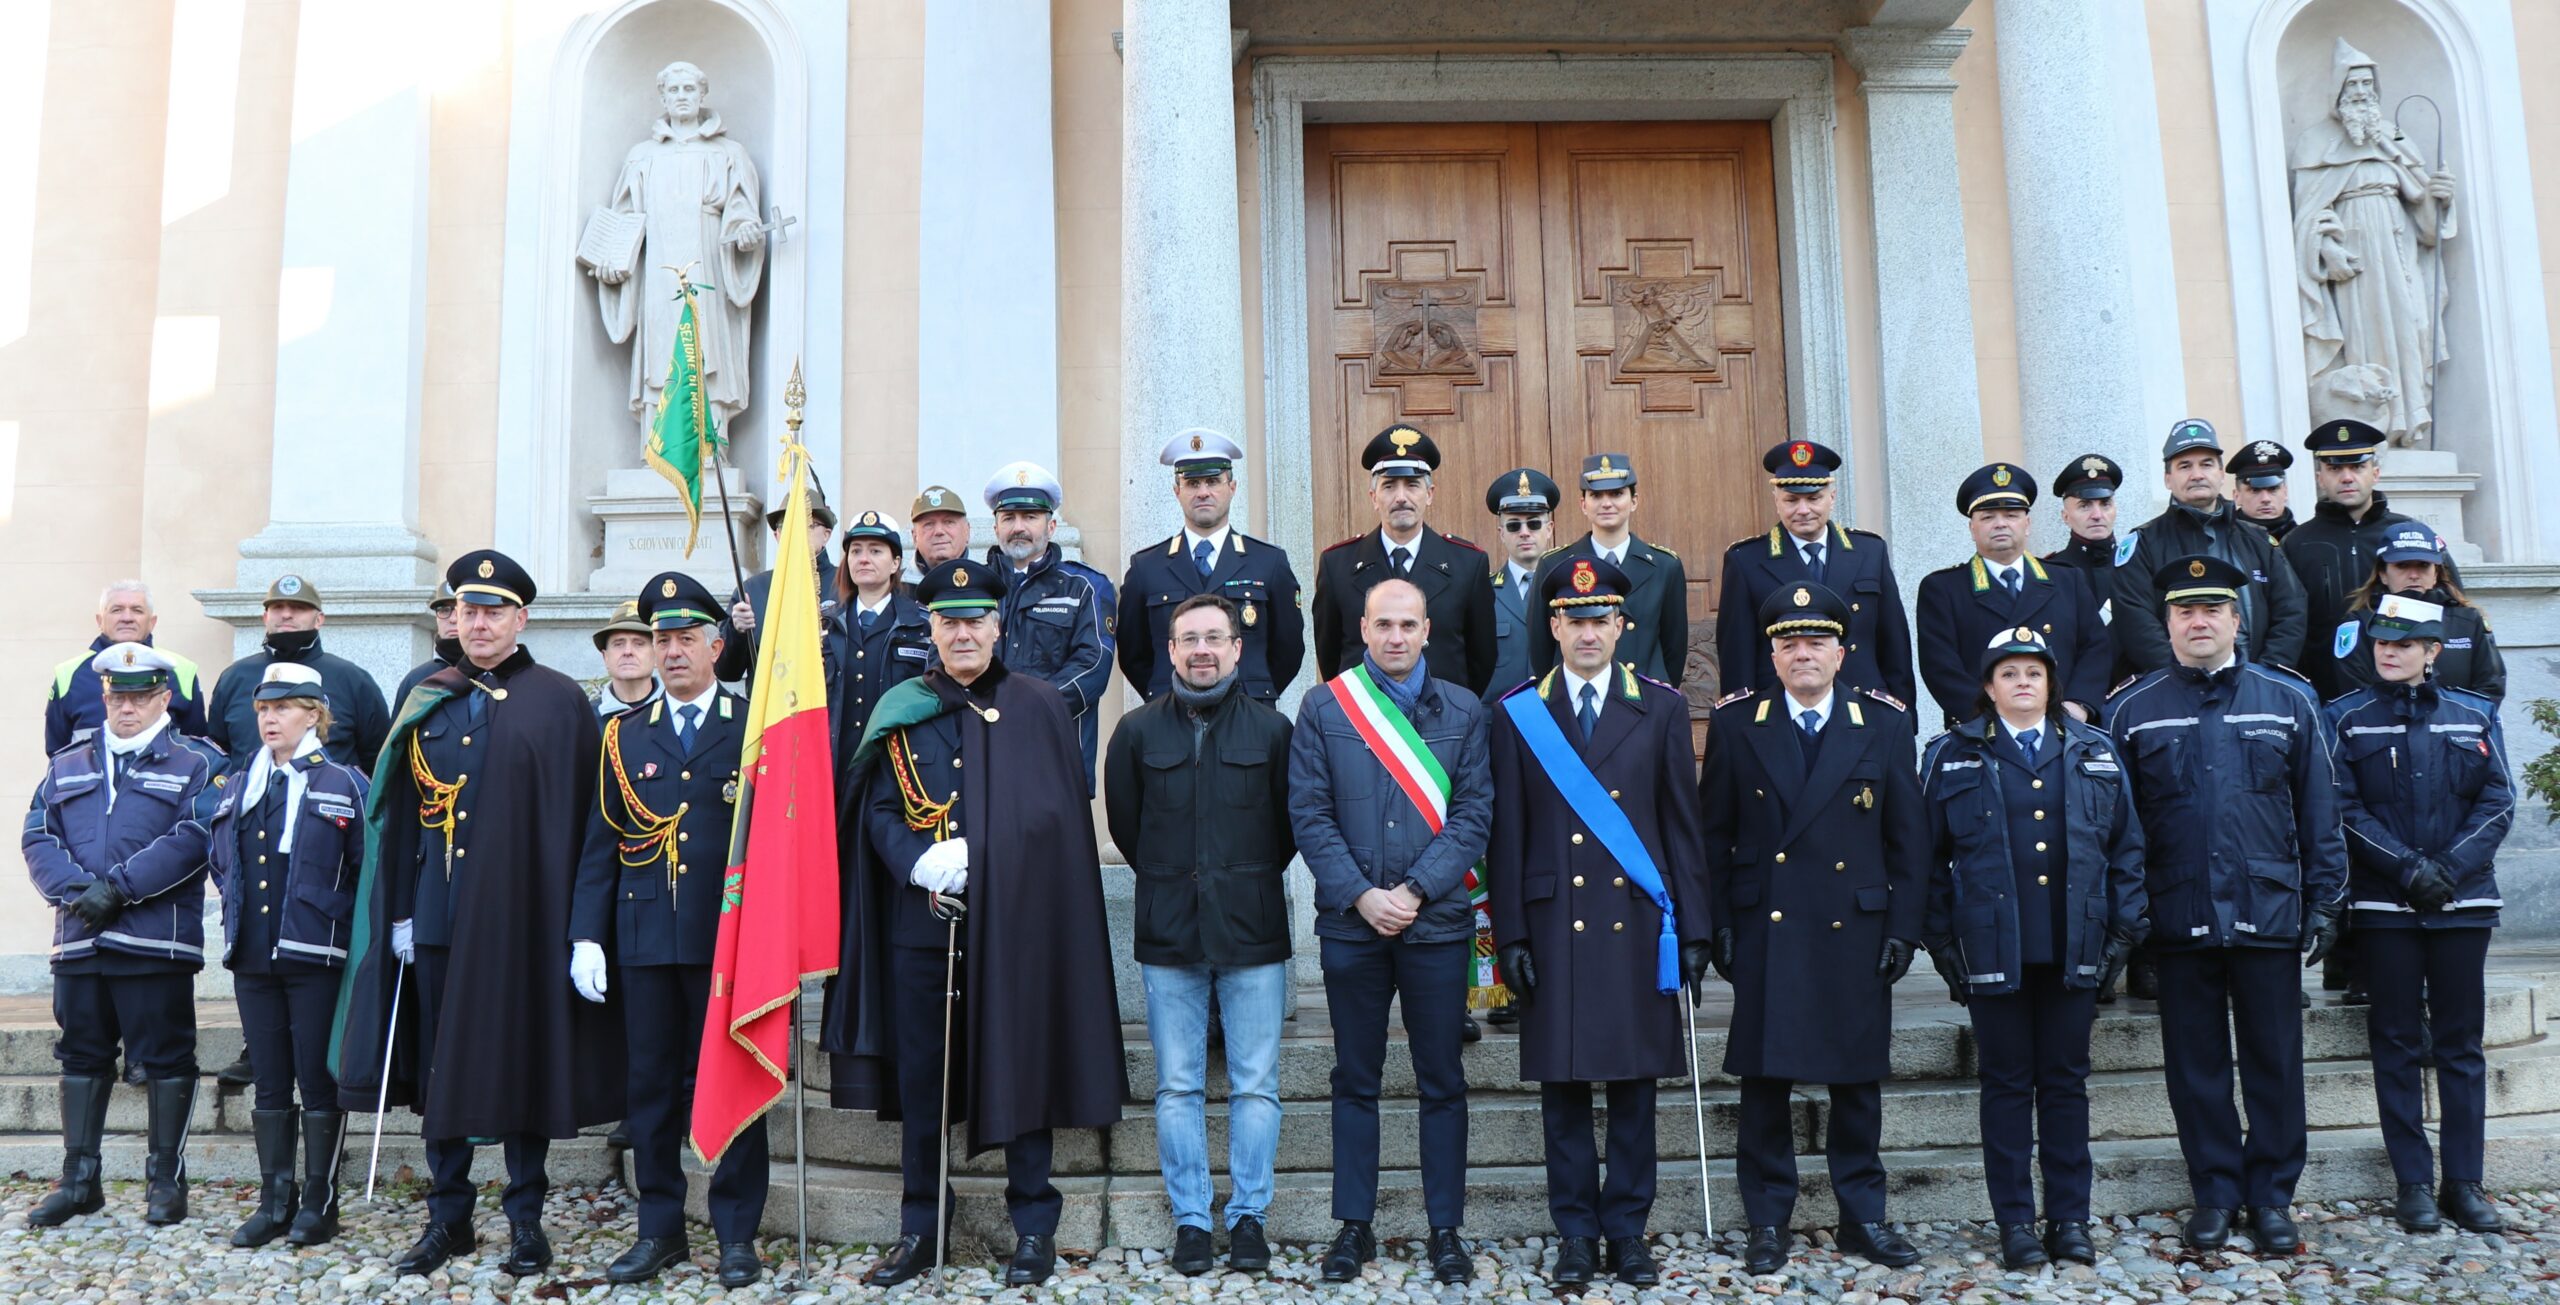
1193, 539, 1215, 577
2002, 567, 2022, 599
1799, 709, 1821, 743
1515, 571, 1530, 604
1390, 545, 1412, 574
1803, 542, 1825, 582
677, 704, 700, 752
858, 607, 878, 633
2019, 727, 2041, 765
1577, 683, 1599, 741
111, 752, 135, 802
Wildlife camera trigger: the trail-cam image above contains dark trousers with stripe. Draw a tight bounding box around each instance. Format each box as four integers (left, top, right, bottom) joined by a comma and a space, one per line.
888, 944, 1059, 1239
1539, 1078, 1657, 1238
622, 963, 769, 1241
415, 945, 549, 1225
1735, 1077, 1884, 1228
1967, 964, 2096, 1224
2360, 927, 2491, 1185
2155, 946, 2304, 1210
53, 970, 197, 1079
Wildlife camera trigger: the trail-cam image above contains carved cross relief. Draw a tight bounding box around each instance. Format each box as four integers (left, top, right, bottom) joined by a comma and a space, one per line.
1578, 241, 1755, 413
1356, 245, 1493, 417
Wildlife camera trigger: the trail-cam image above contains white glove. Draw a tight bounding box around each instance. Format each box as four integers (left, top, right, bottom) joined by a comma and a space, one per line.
908, 838, 969, 896
391, 918, 415, 965
569, 939, 609, 1003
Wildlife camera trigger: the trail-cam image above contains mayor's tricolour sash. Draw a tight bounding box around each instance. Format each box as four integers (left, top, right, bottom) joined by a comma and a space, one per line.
1327, 664, 1506, 1006
1500, 683, 1682, 995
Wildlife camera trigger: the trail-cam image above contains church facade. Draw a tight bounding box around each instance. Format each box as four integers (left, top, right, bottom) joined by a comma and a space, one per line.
2, 0, 2558, 971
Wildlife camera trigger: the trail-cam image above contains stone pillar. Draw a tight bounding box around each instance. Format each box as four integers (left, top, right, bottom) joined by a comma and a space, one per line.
1992, 0, 2178, 518
919, 0, 1059, 529
1119, 0, 1248, 555
1842, 26, 1984, 642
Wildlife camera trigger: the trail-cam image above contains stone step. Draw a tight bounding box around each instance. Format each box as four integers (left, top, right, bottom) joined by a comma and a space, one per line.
0, 1135, 618, 1188
709, 1110, 2560, 1251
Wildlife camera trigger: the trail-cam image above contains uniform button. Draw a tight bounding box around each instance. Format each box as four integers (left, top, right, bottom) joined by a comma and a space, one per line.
857, 673, 866, 681
681, 770, 692, 781
257, 855, 266, 864
1850, 644, 1859, 652
626, 891, 635, 900
1387, 820, 1397, 829
678, 863, 688, 874
954, 758, 963, 768
256, 830, 265, 840
1572, 833, 1584, 845
257, 881, 267, 889
462, 735, 472, 747
261, 906, 270, 914
1775, 852, 1787, 864
2031, 778, 2044, 790
1627, 619, 1637, 629
2037, 875, 2050, 885
678, 802, 690, 815
457, 773, 468, 784
1613, 921, 1625, 932
1770, 911, 1783, 922
678, 832, 689, 843
1835, 861, 1846, 871
1573, 920, 1586, 932
1831, 920, 1842, 929
1572, 875, 1585, 887
1614, 876, 1626, 887
455, 848, 467, 858
2034, 841, 2048, 852
1851, 602, 1861, 613
458, 810, 469, 821
1608, 789, 1621, 799
1756, 789, 1765, 798
2034, 810, 2046, 820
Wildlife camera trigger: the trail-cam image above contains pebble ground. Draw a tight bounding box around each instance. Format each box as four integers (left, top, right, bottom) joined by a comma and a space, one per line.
0, 1177, 2553, 1302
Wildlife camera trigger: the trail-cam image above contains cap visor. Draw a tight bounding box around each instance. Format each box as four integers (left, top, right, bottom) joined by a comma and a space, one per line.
2065, 485, 2115, 500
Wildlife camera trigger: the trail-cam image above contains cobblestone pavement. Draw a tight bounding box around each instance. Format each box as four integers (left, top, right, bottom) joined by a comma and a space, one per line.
0, 1177, 2555, 1302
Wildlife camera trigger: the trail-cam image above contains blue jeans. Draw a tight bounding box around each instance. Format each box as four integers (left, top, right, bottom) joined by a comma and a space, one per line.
1141, 961, 1287, 1230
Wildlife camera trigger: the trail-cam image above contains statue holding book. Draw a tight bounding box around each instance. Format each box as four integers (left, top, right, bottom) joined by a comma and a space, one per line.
580, 60, 766, 439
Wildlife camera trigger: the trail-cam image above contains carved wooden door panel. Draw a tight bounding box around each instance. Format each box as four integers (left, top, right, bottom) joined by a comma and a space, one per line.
1304, 123, 1553, 556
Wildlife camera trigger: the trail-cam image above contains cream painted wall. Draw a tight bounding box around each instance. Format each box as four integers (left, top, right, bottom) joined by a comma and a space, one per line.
417, 1, 511, 555
1053, 0, 1123, 573
841, 2, 922, 518
2519, 0, 2560, 442
2149, 0, 2248, 445
1952, 3, 2024, 467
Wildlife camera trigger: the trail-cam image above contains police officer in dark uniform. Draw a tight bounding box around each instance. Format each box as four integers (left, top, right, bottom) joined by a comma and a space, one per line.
981, 462, 1113, 790
571, 571, 767, 1287
1482, 468, 1559, 705
2333, 525, 2504, 700
1700, 582, 1926, 1275
1310, 425, 1498, 695
22, 643, 224, 1228
2326, 594, 2513, 1235
2044, 455, 2126, 574
1528, 454, 1690, 687
2107, 555, 2346, 1254
2283, 419, 2453, 700
1487, 556, 1712, 1287
207, 662, 367, 1248
2109, 419, 2309, 675
1921, 629, 2149, 1269
1118, 429, 1306, 703
2227, 439, 2298, 542
1915, 464, 2112, 729
394, 582, 463, 713
1714, 440, 1916, 708
206, 575, 393, 773
830, 510, 933, 799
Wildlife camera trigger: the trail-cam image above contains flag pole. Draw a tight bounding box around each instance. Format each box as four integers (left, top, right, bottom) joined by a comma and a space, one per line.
789, 989, 812, 1288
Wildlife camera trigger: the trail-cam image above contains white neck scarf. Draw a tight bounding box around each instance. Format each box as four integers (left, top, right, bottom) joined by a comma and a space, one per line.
100, 716, 171, 811
238, 728, 323, 853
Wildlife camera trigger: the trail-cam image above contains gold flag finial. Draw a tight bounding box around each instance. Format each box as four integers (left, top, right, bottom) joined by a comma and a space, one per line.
784, 356, 806, 441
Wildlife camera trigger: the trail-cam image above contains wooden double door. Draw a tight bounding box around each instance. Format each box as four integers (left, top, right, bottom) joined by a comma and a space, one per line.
1305, 120, 1788, 665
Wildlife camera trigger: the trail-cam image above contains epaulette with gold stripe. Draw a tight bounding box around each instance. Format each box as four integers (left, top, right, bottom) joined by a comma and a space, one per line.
1715, 687, 1755, 709
1618, 663, 1643, 700
1859, 686, 1907, 712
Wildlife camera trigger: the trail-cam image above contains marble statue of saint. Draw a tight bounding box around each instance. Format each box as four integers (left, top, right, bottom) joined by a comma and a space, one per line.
2290, 38, 2456, 447
582, 60, 766, 436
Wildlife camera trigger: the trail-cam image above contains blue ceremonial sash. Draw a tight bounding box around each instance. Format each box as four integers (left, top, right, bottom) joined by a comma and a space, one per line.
1500, 689, 1681, 994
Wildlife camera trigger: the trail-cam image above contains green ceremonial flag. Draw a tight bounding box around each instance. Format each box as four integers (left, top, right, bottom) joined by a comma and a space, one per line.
646, 283, 720, 556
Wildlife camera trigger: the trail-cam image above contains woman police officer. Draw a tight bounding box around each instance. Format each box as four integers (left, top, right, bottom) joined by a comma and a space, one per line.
207, 662, 369, 1246
1920, 628, 2149, 1270
2326, 593, 2515, 1234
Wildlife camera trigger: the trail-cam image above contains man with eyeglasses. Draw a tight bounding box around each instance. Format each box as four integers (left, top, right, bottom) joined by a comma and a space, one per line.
1482, 468, 1560, 704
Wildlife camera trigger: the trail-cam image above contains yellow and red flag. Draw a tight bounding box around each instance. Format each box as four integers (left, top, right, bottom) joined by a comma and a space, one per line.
691, 438, 840, 1162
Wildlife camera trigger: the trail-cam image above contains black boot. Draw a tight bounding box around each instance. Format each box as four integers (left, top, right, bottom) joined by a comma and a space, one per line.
143, 1077, 196, 1225
2395, 1183, 2442, 1233
27, 1075, 109, 1227
216, 1055, 255, 1087
288, 1111, 344, 1245
231, 1108, 298, 1247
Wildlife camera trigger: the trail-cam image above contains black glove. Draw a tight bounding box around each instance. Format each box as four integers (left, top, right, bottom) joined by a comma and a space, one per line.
1927, 945, 1968, 1006
2099, 927, 2142, 994
1712, 928, 1736, 984
1680, 939, 1713, 988
2404, 858, 2458, 912
2302, 903, 2346, 968
68, 877, 124, 928
1497, 942, 1537, 1002
1877, 937, 1915, 984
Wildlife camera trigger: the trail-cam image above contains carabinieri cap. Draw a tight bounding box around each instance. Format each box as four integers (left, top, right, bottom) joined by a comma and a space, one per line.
2226, 439, 2294, 488
1763, 440, 1841, 494
1758, 581, 1850, 639
1956, 462, 2036, 515
1161, 428, 1243, 478
2154, 554, 2249, 606
2303, 419, 2387, 465
1362, 424, 1441, 479
1486, 467, 1560, 516
91, 642, 177, 692
2053, 453, 2123, 500
916, 557, 1009, 613
1579, 452, 1637, 493
639, 571, 722, 630
448, 549, 536, 608
1542, 555, 1630, 612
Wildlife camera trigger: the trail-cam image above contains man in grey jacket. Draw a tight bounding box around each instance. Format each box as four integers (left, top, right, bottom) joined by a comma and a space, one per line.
1288, 578, 1492, 1287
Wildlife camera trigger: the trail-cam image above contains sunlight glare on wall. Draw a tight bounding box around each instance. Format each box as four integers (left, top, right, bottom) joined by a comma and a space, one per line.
147, 315, 221, 414
0, 0, 54, 350
159, 0, 249, 226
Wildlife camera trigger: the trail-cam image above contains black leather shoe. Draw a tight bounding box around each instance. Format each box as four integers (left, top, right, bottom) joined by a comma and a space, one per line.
216, 1055, 255, 1087
1743, 1226, 1787, 1275
863, 1234, 934, 1287
1999, 1223, 2048, 1270
1460, 1015, 1482, 1043
1228, 1216, 1270, 1272
1321, 1221, 1373, 1282
2441, 1181, 2504, 1233
2396, 1183, 2443, 1233
1605, 1235, 1660, 1286
1005, 1233, 1056, 1286
717, 1241, 761, 1287
1427, 1227, 1472, 1283
1837, 1220, 1921, 1267
2247, 1205, 2300, 1255
606, 1122, 631, 1150
1170, 1224, 1215, 1276
1551, 1235, 1598, 1285
2185, 1206, 2234, 1251
2044, 1221, 2097, 1264
395, 1220, 476, 1277
1487, 1003, 1518, 1027
605, 1235, 689, 1284
500, 1221, 554, 1277
2128, 956, 2160, 1001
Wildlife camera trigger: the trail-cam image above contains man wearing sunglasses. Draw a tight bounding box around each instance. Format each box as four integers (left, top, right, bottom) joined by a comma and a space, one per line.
1483, 468, 1560, 704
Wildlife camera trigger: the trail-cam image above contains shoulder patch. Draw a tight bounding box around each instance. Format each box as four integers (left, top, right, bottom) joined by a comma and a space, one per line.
1324, 535, 1365, 553
2106, 673, 2143, 699
1715, 687, 1754, 709
2333, 619, 2361, 660
1440, 532, 1484, 553
1859, 686, 1907, 713
1754, 697, 1772, 724
1646, 541, 1678, 558
2113, 531, 2140, 567
1537, 544, 1572, 560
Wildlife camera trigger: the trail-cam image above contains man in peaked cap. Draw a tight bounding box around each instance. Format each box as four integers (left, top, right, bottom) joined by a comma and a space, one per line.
2109, 418, 2309, 676
910, 485, 971, 569
982, 461, 1114, 790
2281, 417, 2458, 700
2227, 440, 2299, 542
571, 571, 766, 1287
1715, 440, 1915, 709
591, 600, 661, 718
394, 583, 464, 715
1915, 464, 2111, 729
1483, 467, 1560, 705
207, 576, 392, 775
1528, 454, 1689, 689
331, 548, 623, 1280
1699, 579, 1926, 1275
1119, 428, 1306, 705
1310, 424, 1498, 694
2044, 453, 2126, 574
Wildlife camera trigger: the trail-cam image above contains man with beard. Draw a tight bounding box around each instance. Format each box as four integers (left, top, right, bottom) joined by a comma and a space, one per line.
1714, 441, 1916, 708
1529, 454, 1690, 688
46, 581, 209, 753
2284, 419, 2455, 700
207, 576, 391, 773
1309, 425, 1497, 695
1482, 468, 1559, 705
393, 584, 463, 712
1915, 465, 2110, 730
2043, 455, 2126, 575
331, 549, 623, 1280
981, 462, 1113, 788
717, 486, 840, 684
2110, 419, 2308, 675
823, 559, 1126, 1287
2228, 441, 2298, 542
1118, 429, 1306, 704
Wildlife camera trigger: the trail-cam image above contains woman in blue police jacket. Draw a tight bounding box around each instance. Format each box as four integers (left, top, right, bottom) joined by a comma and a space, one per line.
2326, 593, 2513, 1236
1920, 628, 2148, 1271
207, 663, 368, 1248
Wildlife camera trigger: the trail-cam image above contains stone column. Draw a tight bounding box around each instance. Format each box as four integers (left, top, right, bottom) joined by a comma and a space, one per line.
1842, 25, 1984, 642
919, 0, 1059, 535
1119, 0, 1248, 555
1992, 0, 2180, 519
